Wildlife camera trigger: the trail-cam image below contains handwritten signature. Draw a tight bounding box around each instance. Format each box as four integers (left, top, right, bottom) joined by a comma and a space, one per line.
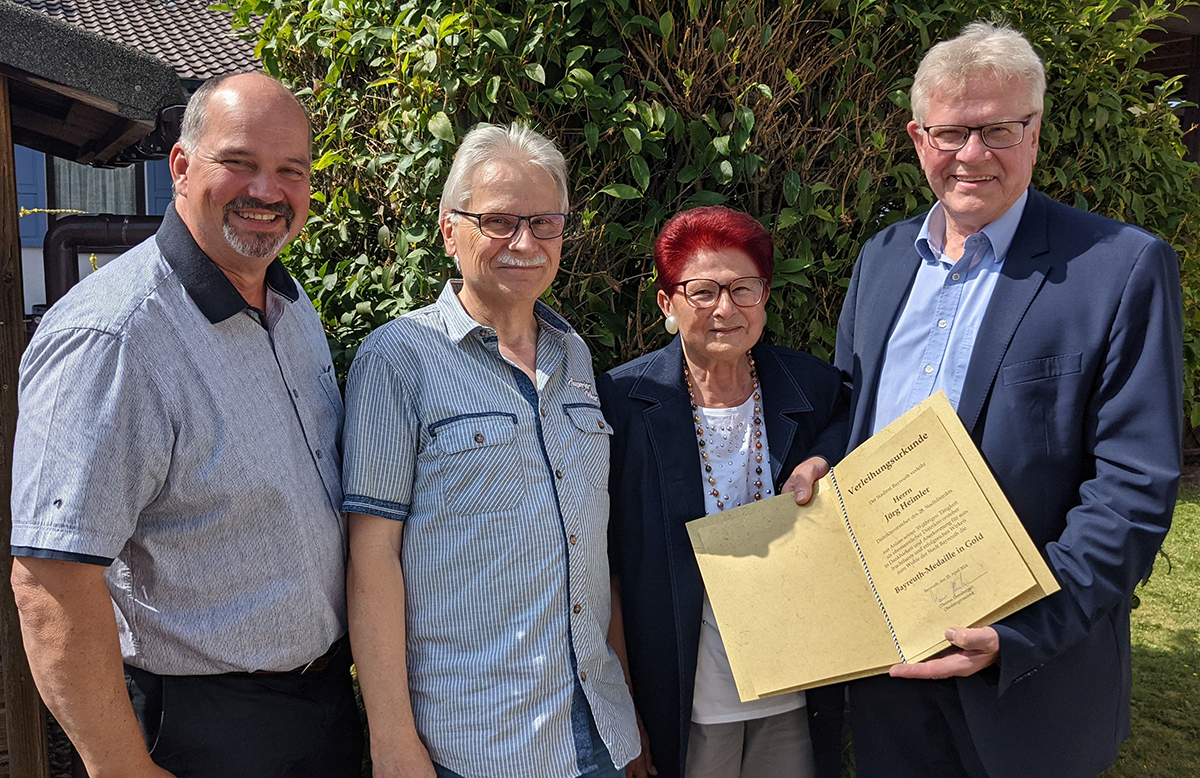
928, 569, 988, 608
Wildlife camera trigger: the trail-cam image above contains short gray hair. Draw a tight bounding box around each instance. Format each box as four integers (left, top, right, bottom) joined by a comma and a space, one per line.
179, 73, 309, 153
439, 123, 570, 217
910, 21, 1046, 125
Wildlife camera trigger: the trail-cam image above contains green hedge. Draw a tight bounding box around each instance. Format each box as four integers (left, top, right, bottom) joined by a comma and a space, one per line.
221, 0, 1200, 420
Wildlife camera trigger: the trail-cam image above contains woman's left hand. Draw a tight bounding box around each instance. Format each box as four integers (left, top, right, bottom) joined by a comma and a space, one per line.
782, 456, 831, 505
625, 714, 657, 777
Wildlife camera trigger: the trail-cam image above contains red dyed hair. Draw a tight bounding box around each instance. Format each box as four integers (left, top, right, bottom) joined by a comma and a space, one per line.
654, 206, 775, 290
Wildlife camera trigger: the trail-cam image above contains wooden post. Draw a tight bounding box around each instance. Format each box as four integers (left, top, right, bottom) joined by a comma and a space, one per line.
0, 73, 50, 778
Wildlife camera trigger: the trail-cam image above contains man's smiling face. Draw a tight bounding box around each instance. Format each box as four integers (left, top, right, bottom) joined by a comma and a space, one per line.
908, 76, 1040, 238
171, 74, 311, 268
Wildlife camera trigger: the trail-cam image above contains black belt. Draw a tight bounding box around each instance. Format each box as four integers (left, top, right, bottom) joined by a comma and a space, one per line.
251, 635, 348, 676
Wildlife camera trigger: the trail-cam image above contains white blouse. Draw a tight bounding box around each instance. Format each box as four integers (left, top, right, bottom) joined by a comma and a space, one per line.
690, 395, 806, 724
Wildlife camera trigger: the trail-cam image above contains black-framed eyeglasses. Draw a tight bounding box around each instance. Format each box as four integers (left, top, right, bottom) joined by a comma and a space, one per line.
452, 209, 568, 240
674, 276, 768, 309
921, 114, 1038, 151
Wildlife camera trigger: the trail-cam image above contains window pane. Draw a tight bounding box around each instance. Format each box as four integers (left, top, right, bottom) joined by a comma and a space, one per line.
53, 158, 137, 215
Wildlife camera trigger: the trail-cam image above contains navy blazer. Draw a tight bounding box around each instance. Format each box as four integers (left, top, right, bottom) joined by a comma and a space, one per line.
837, 188, 1182, 776
598, 338, 849, 778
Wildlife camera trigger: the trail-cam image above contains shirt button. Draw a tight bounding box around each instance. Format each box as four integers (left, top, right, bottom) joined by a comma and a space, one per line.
938, 319, 948, 329
598, 420, 605, 429
579, 671, 588, 682
474, 433, 485, 444
924, 365, 934, 375
555, 469, 563, 479
951, 272, 961, 282
569, 534, 578, 545
540, 406, 548, 418
573, 603, 582, 614
315, 450, 324, 459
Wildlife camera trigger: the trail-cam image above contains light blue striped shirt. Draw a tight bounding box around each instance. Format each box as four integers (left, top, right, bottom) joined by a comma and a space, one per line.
871, 191, 1029, 434
342, 282, 639, 778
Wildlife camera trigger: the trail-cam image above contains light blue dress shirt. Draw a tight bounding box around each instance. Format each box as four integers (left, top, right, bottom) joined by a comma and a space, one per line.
870, 190, 1029, 435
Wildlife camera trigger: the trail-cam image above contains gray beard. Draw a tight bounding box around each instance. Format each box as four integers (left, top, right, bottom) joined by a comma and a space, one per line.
222, 221, 290, 259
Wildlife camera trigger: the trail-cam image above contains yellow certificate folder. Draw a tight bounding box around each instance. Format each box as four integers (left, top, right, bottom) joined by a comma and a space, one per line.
686, 391, 1059, 700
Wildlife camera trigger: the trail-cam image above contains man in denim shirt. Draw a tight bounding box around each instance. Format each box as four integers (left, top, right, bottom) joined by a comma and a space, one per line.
344, 123, 639, 778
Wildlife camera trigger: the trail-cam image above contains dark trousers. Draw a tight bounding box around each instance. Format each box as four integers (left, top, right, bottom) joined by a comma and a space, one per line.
125, 643, 364, 778
849, 675, 988, 778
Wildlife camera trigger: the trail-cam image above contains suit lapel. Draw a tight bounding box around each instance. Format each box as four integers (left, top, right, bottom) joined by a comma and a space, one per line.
629, 338, 706, 541
852, 230, 923, 446
753, 345, 814, 485
958, 190, 1052, 434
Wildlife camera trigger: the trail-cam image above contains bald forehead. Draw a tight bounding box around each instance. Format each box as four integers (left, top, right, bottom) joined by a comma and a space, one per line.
210, 76, 305, 119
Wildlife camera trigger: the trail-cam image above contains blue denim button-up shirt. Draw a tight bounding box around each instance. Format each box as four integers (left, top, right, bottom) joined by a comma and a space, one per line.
342, 282, 639, 778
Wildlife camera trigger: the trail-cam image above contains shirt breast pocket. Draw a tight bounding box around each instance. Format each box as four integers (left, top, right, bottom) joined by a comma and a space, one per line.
430, 412, 526, 516
562, 403, 613, 490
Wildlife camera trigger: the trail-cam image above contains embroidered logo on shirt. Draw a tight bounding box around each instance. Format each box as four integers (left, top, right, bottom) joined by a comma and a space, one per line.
568, 379, 599, 402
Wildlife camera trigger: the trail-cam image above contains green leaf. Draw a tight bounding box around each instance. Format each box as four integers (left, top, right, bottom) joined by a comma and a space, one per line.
595, 48, 623, 63
688, 120, 712, 150
524, 63, 546, 84
630, 155, 650, 190
688, 0, 701, 20
585, 123, 600, 153
783, 171, 801, 206
312, 150, 345, 171
710, 28, 727, 54
486, 76, 501, 104
685, 190, 727, 207
567, 45, 588, 66
760, 24, 773, 47
623, 126, 643, 154
484, 29, 508, 52
600, 184, 642, 199
735, 105, 755, 133
857, 169, 872, 196
427, 111, 455, 143
659, 11, 674, 40
510, 87, 531, 116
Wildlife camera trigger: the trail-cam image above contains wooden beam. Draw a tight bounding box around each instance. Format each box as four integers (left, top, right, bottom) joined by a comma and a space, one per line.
78, 117, 153, 166
0, 73, 50, 778
0, 65, 122, 120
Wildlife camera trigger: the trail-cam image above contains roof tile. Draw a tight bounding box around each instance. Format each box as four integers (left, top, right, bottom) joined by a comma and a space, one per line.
10, 0, 259, 81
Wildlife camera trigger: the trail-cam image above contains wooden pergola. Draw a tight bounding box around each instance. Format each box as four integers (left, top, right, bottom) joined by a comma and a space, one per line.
0, 4, 185, 775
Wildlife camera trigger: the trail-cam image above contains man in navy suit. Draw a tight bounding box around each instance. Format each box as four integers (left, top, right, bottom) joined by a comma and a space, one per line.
834, 21, 1182, 777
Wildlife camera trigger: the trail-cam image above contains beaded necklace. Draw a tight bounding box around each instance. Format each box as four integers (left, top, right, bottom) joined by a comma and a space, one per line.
684, 351, 765, 511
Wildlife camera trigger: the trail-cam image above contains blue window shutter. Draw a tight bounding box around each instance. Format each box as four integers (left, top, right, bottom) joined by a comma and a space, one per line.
145, 158, 173, 216
15, 146, 47, 248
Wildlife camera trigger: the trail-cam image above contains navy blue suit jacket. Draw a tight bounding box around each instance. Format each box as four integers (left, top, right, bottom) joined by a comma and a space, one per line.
837, 188, 1182, 776
598, 338, 849, 778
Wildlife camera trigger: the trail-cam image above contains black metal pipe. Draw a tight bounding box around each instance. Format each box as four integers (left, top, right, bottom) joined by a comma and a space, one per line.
42, 214, 163, 306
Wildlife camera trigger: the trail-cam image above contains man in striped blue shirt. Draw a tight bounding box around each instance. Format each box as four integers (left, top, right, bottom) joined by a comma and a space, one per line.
343, 123, 640, 778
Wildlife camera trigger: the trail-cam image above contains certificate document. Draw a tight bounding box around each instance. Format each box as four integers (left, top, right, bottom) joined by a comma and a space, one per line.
686, 392, 1059, 700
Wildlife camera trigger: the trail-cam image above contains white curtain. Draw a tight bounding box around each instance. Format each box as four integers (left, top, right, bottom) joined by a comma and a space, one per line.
53, 158, 137, 215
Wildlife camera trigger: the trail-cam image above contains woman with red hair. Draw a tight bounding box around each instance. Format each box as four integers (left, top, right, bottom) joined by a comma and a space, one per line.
598, 206, 848, 778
